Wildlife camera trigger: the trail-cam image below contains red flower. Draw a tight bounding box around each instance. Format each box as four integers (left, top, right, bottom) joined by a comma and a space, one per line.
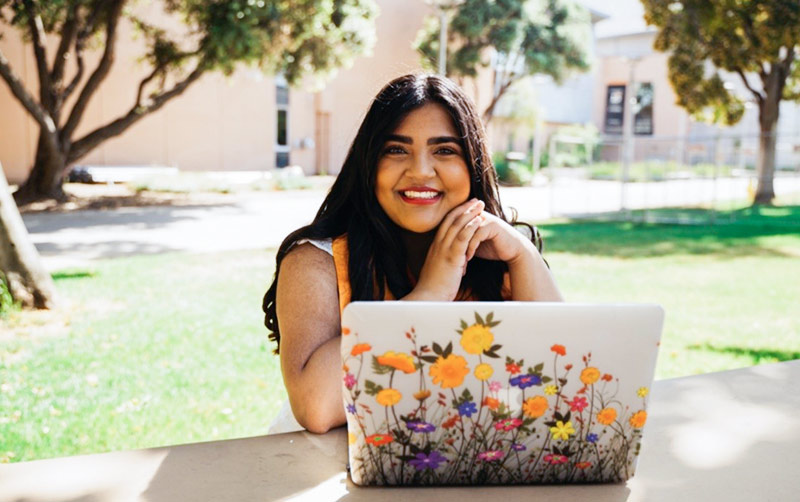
365, 433, 393, 446
442, 414, 459, 429
567, 396, 589, 412
505, 362, 521, 375
550, 344, 566, 356
565, 364, 573, 371
575, 461, 592, 469
601, 373, 613, 382
494, 418, 523, 432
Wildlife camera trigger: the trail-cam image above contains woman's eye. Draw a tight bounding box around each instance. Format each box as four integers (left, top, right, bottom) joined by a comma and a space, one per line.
383, 145, 407, 155
435, 146, 458, 155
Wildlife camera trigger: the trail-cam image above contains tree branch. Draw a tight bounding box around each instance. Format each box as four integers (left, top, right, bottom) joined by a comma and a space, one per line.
482, 77, 517, 123
22, 0, 54, 113
61, 0, 126, 146
0, 47, 57, 136
61, 37, 86, 106
51, 3, 80, 90
734, 67, 764, 105
68, 64, 207, 163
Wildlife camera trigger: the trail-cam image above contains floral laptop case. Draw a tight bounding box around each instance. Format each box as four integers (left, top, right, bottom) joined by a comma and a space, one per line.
340, 302, 663, 486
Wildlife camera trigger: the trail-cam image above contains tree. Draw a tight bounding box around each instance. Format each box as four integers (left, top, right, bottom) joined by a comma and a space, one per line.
0, 162, 57, 309
0, 0, 377, 204
642, 0, 800, 205
414, 0, 590, 122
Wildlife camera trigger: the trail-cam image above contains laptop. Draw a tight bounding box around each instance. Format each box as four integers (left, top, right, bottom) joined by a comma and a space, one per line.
340, 302, 663, 486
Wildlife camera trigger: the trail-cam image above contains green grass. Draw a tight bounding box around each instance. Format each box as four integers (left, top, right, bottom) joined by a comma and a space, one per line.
1, 205, 799, 463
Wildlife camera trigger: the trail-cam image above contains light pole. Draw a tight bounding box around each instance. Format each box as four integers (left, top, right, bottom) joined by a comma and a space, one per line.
426, 0, 464, 76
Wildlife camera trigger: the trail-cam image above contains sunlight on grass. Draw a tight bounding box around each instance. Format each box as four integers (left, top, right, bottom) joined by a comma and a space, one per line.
1, 205, 798, 463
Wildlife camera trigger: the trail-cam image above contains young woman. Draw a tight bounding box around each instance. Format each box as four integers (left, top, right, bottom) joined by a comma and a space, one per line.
262, 74, 563, 434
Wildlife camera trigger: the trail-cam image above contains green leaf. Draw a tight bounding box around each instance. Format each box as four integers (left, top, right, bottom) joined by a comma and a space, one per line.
364, 380, 383, 396
420, 355, 439, 364
443, 341, 453, 358
371, 355, 392, 375
432, 342, 443, 355
541, 375, 552, 383
460, 319, 468, 330
486, 312, 494, 323
474, 312, 485, 325
534, 363, 544, 372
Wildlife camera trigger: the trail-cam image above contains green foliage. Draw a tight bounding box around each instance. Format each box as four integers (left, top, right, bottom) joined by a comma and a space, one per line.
641, 0, 800, 125
414, 0, 590, 118
1, 0, 377, 86
0, 272, 18, 318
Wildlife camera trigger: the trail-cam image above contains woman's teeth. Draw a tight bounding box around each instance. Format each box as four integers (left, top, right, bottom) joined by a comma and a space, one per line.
402, 191, 440, 199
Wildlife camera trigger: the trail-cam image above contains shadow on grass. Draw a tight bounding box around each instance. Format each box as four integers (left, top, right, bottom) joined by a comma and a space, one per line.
687, 343, 800, 365
540, 205, 800, 258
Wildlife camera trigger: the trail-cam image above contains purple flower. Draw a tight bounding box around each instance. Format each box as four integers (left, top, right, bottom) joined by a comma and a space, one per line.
343, 373, 356, 390
406, 421, 436, 433
408, 451, 447, 471
511, 443, 527, 452
346, 404, 357, 415
458, 401, 478, 417
586, 433, 599, 444
510, 374, 542, 389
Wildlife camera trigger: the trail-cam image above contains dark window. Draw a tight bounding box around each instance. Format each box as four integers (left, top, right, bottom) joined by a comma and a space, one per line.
276, 151, 290, 168
277, 110, 287, 146
604, 85, 625, 135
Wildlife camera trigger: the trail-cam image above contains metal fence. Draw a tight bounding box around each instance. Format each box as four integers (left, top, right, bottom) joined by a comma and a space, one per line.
536, 133, 800, 224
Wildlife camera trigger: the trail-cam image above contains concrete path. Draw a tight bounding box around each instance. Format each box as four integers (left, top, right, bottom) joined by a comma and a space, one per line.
21, 177, 800, 271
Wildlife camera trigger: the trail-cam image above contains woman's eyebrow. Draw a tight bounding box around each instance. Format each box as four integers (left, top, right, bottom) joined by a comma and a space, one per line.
385, 134, 413, 144
427, 136, 461, 145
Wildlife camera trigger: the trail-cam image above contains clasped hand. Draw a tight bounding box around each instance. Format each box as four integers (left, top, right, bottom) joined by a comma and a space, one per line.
412, 198, 534, 301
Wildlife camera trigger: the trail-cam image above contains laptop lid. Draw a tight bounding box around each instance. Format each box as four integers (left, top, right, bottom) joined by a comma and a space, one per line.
341, 302, 664, 486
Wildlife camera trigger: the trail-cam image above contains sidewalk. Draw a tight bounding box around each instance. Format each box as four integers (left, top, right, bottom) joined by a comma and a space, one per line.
21, 177, 800, 271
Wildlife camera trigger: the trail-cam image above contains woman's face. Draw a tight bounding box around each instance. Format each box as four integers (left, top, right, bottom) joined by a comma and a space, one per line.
375, 103, 472, 234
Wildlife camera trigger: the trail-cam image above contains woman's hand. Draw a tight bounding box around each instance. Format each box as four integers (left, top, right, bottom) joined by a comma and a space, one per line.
466, 211, 535, 266
408, 198, 485, 301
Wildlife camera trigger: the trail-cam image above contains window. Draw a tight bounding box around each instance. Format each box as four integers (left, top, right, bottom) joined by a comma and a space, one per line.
604, 85, 625, 135
275, 76, 290, 167
634, 83, 654, 136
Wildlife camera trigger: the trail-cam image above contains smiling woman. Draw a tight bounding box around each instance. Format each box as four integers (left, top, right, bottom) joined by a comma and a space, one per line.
262, 74, 562, 434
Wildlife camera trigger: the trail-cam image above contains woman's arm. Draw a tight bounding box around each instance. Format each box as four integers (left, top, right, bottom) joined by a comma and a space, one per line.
276, 243, 345, 433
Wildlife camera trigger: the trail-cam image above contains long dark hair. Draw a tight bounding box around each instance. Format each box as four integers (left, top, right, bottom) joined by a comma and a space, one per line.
262, 73, 541, 354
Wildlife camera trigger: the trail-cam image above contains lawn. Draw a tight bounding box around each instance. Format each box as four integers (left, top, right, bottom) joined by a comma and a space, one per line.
1, 205, 798, 463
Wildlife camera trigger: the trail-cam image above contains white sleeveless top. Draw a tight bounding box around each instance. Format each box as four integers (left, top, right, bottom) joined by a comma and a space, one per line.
267, 237, 333, 434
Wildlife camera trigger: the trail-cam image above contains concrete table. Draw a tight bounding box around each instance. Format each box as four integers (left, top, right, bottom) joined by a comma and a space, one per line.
1, 360, 799, 501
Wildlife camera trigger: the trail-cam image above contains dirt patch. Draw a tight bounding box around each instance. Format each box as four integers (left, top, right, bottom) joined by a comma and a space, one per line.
17, 183, 239, 214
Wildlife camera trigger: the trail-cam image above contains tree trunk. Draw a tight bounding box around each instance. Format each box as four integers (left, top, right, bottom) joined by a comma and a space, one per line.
755, 95, 779, 205
0, 163, 58, 309
12, 130, 69, 206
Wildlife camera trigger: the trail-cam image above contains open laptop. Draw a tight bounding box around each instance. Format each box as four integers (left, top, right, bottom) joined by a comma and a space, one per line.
340, 302, 663, 486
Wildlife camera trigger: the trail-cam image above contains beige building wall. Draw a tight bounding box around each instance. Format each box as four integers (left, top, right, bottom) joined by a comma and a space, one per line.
1, 0, 497, 184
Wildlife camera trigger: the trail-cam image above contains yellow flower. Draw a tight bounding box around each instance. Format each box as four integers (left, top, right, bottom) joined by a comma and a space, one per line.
460, 324, 494, 355
550, 420, 576, 441
522, 395, 548, 418
376, 388, 402, 407
474, 363, 494, 381
637, 387, 649, 398
544, 384, 558, 395
377, 351, 416, 374
580, 367, 600, 385
597, 407, 617, 425
629, 410, 647, 428
429, 354, 469, 389
413, 389, 431, 401
348, 432, 357, 445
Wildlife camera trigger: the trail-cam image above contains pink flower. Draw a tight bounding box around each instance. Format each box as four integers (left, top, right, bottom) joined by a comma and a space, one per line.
567, 396, 589, 413
478, 450, 505, 462
494, 418, 523, 431
544, 453, 569, 465
343, 373, 356, 389
488, 381, 502, 393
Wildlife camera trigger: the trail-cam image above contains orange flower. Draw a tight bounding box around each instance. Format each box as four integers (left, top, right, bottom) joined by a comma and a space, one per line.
376, 388, 402, 407
629, 410, 647, 428
350, 343, 371, 356
482, 397, 500, 410
365, 433, 393, 446
601, 373, 613, 382
550, 344, 566, 356
413, 389, 431, 401
522, 395, 549, 418
442, 414, 459, 429
597, 407, 617, 425
342, 327, 351, 335
505, 362, 521, 375
377, 351, 416, 374
580, 367, 600, 385
429, 354, 469, 389
575, 461, 592, 469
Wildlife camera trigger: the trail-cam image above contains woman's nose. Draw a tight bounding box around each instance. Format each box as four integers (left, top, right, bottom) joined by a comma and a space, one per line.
407, 154, 435, 178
